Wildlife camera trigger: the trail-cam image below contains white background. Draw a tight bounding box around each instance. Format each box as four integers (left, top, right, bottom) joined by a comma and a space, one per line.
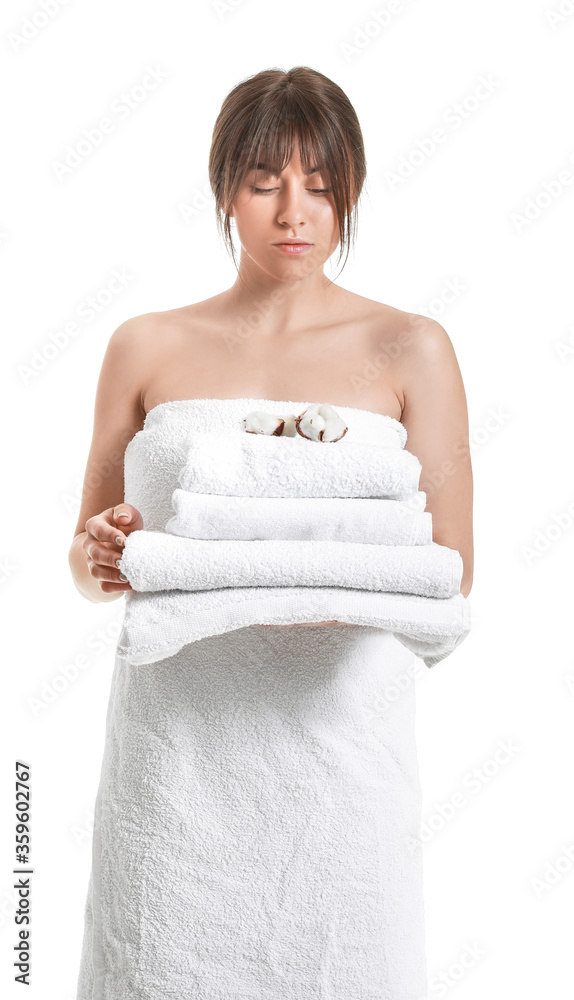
1, 0, 573, 996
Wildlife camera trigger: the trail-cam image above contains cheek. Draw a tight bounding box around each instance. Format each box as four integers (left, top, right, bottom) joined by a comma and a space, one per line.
314, 199, 337, 224
315, 203, 340, 241
233, 196, 269, 231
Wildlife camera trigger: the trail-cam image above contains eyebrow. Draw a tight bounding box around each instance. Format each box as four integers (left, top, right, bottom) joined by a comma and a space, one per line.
254, 162, 323, 177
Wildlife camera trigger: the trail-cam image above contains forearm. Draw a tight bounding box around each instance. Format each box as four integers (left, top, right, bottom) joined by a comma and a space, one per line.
68, 532, 124, 604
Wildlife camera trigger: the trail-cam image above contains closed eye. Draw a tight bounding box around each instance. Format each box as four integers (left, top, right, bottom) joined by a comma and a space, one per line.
250, 186, 331, 195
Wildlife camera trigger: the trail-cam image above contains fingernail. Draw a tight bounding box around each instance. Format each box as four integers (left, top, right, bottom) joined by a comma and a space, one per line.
119, 573, 128, 582
115, 536, 124, 546
116, 559, 122, 568
115, 512, 130, 520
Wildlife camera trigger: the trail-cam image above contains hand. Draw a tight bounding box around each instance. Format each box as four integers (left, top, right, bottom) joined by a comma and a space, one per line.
83, 503, 143, 594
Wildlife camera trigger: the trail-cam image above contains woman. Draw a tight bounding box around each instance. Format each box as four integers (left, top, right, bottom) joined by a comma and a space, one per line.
70, 66, 473, 998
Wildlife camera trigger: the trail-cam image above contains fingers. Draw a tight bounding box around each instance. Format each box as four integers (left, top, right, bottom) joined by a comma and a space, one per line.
85, 504, 142, 549
84, 506, 142, 593
85, 546, 132, 590
84, 527, 123, 564
110, 503, 144, 545
87, 549, 125, 576
85, 505, 142, 557
99, 579, 133, 594
86, 512, 125, 552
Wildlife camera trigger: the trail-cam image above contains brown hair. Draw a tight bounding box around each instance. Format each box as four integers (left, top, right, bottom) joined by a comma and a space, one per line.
208, 66, 367, 277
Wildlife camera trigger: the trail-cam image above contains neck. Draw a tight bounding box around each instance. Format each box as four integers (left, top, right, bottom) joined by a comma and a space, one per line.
222, 250, 343, 338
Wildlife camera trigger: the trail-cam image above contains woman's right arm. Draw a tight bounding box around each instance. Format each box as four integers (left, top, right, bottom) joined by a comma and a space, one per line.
68, 315, 154, 603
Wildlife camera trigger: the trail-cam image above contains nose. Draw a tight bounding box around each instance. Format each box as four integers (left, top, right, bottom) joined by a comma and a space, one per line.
275, 181, 307, 230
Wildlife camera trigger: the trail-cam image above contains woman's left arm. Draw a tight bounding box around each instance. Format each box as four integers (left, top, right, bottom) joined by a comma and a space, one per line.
397, 315, 474, 598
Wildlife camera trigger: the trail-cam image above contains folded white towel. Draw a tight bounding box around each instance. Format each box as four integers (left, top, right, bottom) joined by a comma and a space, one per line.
118, 531, 462, 599
116, 586, 471, 668
165, 489, 432, 545
113, 399, 471, 673
178, 431, 422, 499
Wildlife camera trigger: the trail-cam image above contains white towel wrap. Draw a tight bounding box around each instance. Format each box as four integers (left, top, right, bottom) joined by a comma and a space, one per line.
76, 398, 471, 999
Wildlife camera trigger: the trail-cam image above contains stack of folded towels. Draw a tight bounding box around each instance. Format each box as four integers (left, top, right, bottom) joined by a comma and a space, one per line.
116, 404, 471, 668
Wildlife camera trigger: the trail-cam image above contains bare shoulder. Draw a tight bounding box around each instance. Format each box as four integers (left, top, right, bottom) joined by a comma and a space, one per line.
353, 297, 457, 369
403, 310, 456, 351
404, 312, 462, 379
111, 305, 193, 346
367, 305, 460, 375
108, 304, 196, 373
342, 292, 443, 350
391, 309, 469, 436
106, 309, 159, 358
369, 300, 453, 351
361, 302, 466, 423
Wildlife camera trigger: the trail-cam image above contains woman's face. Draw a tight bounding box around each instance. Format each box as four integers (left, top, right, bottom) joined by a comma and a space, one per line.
229, 142, 341, 278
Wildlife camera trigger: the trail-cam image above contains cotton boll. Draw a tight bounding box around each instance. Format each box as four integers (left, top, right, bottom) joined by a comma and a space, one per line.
281, 414, 298, 437
321, 415, 348, 443
240, 411, 299, 436
317, 403, 338, 419
240, 411, 285, 435
240, 404, 347, 441
296, 407, 326, 441
295, 404, 348, 443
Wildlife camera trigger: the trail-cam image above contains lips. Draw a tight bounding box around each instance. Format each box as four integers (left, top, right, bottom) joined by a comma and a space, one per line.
273, 243, 313, 254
